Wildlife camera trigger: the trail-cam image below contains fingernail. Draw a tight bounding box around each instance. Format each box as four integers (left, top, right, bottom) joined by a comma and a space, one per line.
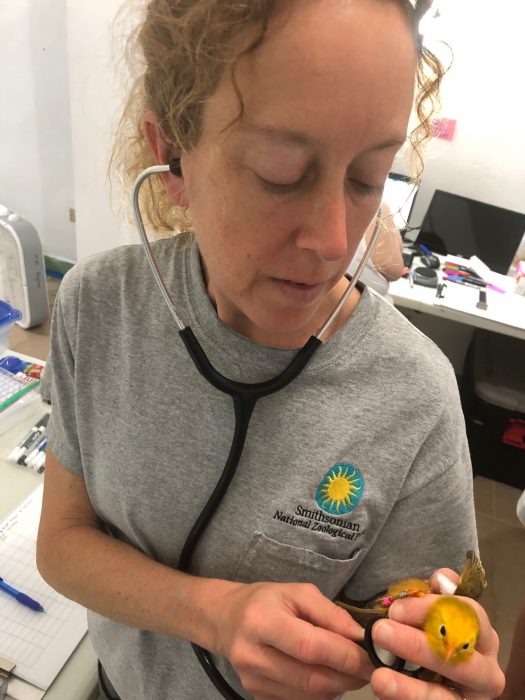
388, 601, 406, 622
373, 620, 393, 645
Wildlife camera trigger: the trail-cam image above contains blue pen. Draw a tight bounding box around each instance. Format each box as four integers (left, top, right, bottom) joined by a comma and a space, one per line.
419, 243, 432, 255
0, 577, 45, 612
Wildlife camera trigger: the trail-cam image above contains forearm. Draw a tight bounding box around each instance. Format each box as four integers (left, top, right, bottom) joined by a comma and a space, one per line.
36, 523, 238, 651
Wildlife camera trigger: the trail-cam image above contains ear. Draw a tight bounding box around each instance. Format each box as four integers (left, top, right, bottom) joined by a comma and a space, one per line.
142, 110, 188, 207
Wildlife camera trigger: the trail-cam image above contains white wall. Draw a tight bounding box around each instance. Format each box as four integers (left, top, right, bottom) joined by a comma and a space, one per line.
0, 0, 76, 261
408, 0, 525, 225
66, 0, 137, 261
70, 0, 525, 260
3, 1, 525, 263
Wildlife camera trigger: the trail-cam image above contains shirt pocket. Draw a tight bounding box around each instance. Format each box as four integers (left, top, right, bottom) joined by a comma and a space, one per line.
233, 531, 366, 599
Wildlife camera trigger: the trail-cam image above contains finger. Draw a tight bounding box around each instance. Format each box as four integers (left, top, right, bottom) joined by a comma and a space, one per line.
371, 667, 466, 700
288, 586, 366, 641
261, 614, 374, 682
253, 586, 372, 680
242, 643, 368, 695
388, 594, 498, 655
371, 617, 498, 694
245, 672, 337, 700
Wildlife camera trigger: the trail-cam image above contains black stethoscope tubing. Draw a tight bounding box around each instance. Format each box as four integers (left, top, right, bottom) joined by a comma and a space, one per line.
131, 161, 383, 699
178, 327, 321, 699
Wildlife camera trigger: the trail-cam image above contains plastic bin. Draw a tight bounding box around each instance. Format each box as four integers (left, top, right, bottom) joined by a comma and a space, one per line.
0, 299, 22, 354
462, 330, 525, 489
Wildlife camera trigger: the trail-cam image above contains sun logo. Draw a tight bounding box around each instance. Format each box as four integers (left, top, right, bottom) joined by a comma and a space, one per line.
315, 464, 364, 515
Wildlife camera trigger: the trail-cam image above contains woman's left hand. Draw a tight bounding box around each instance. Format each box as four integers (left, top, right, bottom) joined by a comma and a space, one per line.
369, 593, 505, 700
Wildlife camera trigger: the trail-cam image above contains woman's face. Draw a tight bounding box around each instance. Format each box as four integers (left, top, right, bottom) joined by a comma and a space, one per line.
180, 0, 417, 347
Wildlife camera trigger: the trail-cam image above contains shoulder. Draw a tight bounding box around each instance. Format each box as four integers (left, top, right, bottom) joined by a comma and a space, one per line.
364, 290, 458, 400
52, 234, 194, 348
57, 233, 192, 308
59, 244, 140, 293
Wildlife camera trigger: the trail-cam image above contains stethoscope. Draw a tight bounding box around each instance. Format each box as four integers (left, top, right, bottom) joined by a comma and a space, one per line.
131, 159, 386, 699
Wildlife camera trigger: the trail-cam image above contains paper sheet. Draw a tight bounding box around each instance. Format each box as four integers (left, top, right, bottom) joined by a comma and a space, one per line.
0, 485, 87, 690
7, 676, 45, 700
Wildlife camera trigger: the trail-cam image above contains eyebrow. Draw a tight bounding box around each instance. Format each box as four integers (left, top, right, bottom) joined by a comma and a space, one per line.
239, 123, 317, 148
238, 123, 406, 152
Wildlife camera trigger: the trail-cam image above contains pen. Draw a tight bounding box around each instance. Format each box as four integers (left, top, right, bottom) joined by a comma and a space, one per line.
445, 274, 486, 289
445, 262, 479, 276
17, 427, 49, 467
443, 267, 484, 282
0, 577, 44, 612
487, 283, 506, 294
31, 443, 48, 473
26, 436, 48, 469
9, 413, 50, 463
34, 452, 47, 473
408, 271, 414, 288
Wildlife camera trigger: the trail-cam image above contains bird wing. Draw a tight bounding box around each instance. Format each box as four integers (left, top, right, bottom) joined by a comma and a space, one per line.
455, 550, 487, 599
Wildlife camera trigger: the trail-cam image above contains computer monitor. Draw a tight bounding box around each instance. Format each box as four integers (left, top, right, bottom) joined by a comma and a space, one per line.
383, 173, 418, 230
415, 190, 525, 275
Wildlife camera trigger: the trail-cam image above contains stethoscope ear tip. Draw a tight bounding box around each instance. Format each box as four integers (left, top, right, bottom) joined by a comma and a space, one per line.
169, 158, 183, 177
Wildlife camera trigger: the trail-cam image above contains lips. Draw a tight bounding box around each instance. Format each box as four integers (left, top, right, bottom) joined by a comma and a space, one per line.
273, 278, 324, 303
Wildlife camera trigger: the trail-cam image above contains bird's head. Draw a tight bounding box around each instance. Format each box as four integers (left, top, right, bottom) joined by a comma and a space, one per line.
423, 596, 480, 664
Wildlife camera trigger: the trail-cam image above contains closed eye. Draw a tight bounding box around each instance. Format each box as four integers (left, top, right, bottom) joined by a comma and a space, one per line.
257, 175, 306, 194
348, 179, 384, 197
258, 175, 384, 198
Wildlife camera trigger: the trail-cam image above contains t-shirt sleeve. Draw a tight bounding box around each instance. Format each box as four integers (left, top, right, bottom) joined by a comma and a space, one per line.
40, 272, 83, 475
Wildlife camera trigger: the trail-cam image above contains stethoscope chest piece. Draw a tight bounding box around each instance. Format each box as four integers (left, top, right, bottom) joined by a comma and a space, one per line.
363, 616, 423, 678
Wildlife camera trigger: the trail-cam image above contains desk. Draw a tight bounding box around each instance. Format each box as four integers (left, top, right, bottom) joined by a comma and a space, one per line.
389, 253, 525, 375
390, 253, 525, 342
0, 354, 98, 700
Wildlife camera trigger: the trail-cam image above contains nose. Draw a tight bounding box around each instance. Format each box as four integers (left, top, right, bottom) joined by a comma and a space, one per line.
295, 187, 349, 262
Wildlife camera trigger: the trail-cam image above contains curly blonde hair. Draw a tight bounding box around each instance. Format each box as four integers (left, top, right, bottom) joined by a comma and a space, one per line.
111, 0, 447, 234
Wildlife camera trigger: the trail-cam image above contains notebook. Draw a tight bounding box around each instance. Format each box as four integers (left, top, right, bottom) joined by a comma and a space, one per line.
0, 486, 87, 690
0, 368, 39, 413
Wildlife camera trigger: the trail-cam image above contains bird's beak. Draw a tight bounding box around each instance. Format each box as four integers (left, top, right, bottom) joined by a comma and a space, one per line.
443, 644, 454, 663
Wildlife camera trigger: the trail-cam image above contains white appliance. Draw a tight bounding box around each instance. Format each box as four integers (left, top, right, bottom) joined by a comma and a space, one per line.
0, 205, 49, 329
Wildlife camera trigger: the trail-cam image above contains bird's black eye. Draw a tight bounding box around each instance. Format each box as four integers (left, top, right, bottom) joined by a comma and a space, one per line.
440, 625, 446, 637
462, 643, 470, 650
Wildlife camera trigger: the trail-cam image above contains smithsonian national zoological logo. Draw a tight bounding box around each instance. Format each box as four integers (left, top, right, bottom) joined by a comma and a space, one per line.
315, 464, 364, 515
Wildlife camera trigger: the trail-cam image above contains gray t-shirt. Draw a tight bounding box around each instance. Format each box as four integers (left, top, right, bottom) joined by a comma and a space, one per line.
41, 232, 477, 699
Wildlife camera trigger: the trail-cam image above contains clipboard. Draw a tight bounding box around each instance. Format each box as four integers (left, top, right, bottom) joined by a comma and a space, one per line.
0, 486, 87, 692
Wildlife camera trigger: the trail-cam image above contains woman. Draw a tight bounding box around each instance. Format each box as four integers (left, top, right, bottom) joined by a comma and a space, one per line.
37, 1, 504, 699
348, 202, 405, 297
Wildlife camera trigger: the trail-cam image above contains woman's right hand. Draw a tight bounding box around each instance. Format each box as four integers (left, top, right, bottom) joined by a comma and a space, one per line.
212, 581, 374, 700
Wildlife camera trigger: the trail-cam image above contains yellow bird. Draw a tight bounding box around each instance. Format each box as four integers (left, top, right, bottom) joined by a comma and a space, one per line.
423, 595, 480, 664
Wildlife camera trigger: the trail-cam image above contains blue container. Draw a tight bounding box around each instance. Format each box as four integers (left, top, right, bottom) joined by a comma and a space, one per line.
0, 299, 22, 353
